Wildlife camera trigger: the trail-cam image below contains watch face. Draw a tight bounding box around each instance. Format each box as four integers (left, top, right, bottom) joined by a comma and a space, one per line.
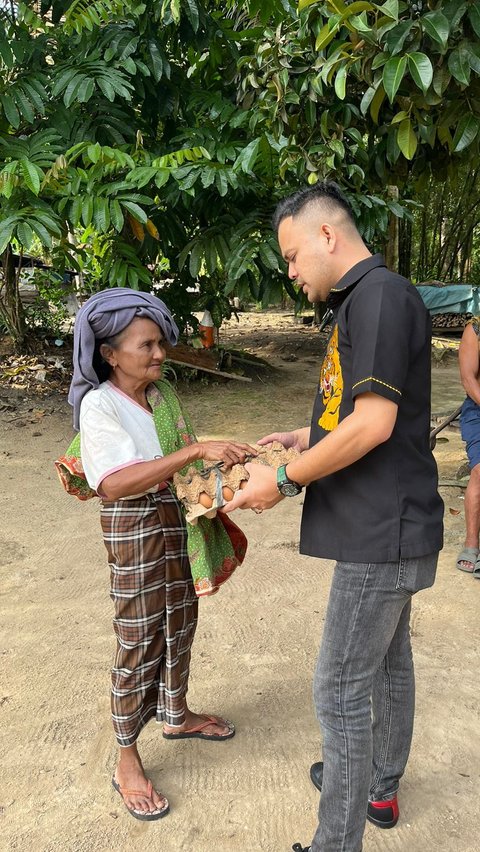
280, 481, 302, 497
277, 464, 302, 496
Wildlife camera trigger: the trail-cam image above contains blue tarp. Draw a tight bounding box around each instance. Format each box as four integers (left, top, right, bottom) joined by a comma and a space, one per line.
416, 285, 480, 315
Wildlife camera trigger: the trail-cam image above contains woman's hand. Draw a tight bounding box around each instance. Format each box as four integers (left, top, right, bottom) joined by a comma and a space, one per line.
257, 427, 310, 453
197, 440, 257, 469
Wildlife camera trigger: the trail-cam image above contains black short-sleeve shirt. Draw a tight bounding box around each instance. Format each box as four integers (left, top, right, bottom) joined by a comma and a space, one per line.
299, 254, 444, 563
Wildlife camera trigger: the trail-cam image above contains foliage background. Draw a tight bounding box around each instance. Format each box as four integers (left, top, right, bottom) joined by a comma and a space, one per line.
0, 0, 479, 347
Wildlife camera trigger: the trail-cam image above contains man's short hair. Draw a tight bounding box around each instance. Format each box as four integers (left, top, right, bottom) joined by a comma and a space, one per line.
272, 181, 356, 232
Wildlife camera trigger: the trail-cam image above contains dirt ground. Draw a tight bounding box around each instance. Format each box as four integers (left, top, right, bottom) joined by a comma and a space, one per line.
1, 311, 479, 852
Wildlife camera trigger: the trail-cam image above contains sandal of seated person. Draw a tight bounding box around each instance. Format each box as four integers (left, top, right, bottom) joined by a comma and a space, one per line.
456, 546, 479, 573
163, 714, 235, 741
112, 776, 169, 820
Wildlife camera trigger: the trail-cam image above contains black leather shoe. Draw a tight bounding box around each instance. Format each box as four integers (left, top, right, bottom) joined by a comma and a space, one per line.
310, 762, 399, 829
292, 845, 310, 852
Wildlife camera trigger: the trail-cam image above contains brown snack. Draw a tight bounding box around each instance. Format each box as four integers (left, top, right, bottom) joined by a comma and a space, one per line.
173, 441, 300, 522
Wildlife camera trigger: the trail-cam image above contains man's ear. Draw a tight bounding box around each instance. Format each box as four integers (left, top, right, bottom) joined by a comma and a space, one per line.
320, 223, 336, 251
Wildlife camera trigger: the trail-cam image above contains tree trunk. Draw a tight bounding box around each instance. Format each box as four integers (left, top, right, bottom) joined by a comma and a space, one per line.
399, 216, 412, 280
0, 245, 26, 349
384, 186, 399, 272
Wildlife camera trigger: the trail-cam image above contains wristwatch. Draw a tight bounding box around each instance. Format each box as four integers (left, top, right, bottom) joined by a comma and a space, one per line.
276, 464, 303, 497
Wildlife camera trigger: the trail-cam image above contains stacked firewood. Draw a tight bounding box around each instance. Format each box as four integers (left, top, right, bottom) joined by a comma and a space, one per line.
431, 313, 471, 330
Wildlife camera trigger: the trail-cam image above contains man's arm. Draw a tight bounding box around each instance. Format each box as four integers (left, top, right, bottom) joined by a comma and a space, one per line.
224, 392, 398, 512
459, 323, 480, 405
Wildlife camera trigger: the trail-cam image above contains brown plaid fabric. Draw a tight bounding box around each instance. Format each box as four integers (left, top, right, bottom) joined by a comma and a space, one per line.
100, 489, 198, 747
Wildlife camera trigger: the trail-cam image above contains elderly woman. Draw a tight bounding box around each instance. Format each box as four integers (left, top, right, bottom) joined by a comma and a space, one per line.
63, 288, 253, 821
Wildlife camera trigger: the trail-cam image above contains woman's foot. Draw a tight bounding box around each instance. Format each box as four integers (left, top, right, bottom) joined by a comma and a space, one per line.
114, 745, 169, 819
163, 710, 235, 740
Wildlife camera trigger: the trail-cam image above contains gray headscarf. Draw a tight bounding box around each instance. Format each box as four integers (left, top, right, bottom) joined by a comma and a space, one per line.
68, 287, 179, 430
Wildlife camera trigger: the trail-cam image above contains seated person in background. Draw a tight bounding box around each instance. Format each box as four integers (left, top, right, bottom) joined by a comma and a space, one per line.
457, 317, 480, 577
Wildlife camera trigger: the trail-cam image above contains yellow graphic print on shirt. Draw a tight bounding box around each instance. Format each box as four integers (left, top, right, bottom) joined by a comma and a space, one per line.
318, 324, 343, 432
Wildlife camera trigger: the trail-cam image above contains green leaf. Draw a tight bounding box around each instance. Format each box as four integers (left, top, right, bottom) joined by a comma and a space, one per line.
452, 114, 480, 152
185, 0, 199, 31
432, 66, 451, 96
385, 20, 413, 55
421, 11, 450, 49
93, 197, 110, 232
82, 195, 93, 227
16, 221, 34, 250
469, 4, 480, 38
233, 138, 261, 173
76, 77, 95, 103
383, 55, 407, 103
29, 219, 52, 247
0, 222, 15, 254
0, 94, 20, 129
0, 30, 14, 68
189, 241, 202, 278
370, 83, 385, 123
334, 65, 347, 100
378, 0, 398, 19
13, 87, 35, 123
20, 158, 41, 194
396, 118, 417, 160
63, 74, 87, 108
448, 48, 471, 86
391, 110, 409, 124
87, 143, 102, 164
467, 45, 480, 76
315, 23, 337, 52
20, 82, 45, 116
407, 53, 433, 93
97, 77, 116, 101
121, 200, 148, 223
110, 200, 124, 232
70, 196, 82, 226
148, 41, 163, 82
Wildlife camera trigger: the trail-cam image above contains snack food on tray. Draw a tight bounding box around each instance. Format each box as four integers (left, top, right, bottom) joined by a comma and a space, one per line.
173, 441, 300, 523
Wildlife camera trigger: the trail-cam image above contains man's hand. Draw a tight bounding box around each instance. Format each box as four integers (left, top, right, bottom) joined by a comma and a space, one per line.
222, 462, 284, 513
257, 427, 310, 453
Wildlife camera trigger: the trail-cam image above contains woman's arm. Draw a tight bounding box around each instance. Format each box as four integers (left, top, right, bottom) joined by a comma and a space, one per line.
101, 440, 255, 500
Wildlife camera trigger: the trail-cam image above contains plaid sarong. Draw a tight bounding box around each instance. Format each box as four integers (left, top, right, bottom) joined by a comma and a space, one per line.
101, 489, 198, 746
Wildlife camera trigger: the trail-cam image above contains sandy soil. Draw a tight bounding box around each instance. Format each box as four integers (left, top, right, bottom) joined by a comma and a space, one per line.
1, 312, 479, 852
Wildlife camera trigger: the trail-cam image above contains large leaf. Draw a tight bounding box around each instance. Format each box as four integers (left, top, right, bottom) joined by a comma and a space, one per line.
448, 48, 471, 86
0, 94, 20, 129
408, 53, 433, 94
421, 11, 450, 49
396, 118, 417, 160
452, 114, 480, 152
233, 138, 261, 173
334, 65, 347, 100
383, 55, 407, 103
121, 200, 148, 223
469, 4, 480, 39
16, 221, 35, 250
20, 158, 41, 194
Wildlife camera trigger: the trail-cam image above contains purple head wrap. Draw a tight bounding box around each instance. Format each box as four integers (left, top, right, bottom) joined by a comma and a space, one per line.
68, 287, 179, 430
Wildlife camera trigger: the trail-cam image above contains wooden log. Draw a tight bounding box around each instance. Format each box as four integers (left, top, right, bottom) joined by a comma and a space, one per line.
166, 357, 252, 382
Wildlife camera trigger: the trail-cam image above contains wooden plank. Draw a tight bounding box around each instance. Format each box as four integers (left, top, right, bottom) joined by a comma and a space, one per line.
166, 357, 252, 382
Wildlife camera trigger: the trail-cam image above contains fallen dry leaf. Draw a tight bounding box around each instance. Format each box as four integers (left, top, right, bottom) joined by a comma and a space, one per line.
449, 507, 461, 515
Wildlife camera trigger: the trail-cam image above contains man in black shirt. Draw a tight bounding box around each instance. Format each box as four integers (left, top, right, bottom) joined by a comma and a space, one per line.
225, 182, 443, 852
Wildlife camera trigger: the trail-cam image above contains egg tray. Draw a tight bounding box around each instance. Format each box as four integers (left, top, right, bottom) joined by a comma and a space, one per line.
173, 441, 300, 523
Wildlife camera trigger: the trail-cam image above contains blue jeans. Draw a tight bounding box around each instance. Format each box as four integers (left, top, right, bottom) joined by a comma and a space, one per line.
311, 553, 438, 852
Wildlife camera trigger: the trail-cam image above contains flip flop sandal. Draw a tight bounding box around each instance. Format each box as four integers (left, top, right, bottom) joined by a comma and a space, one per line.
112, 776, 170, 820
456, 547, 479, 573
162, 714, 235, 741
473, 558, 480, 579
